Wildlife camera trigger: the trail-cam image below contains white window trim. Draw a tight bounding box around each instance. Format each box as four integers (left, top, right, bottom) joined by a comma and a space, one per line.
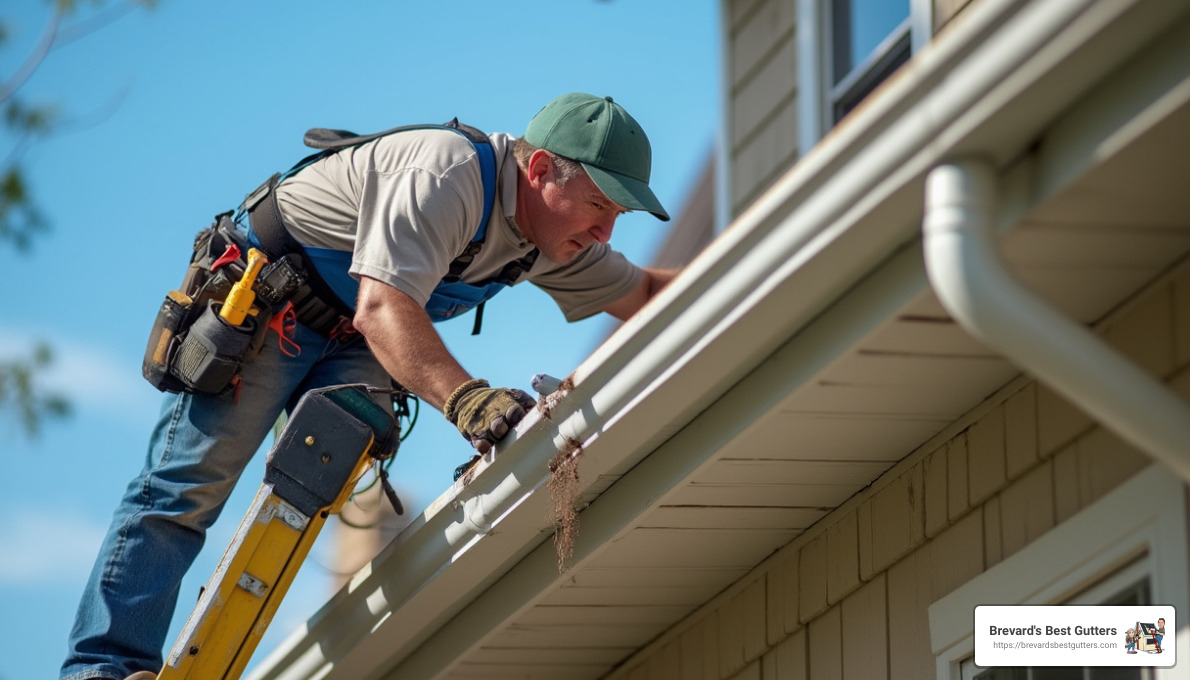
928, 464, 1189, 680
796, 0, 933, 151
796, 0, 824, 154
909, 0, 932, 53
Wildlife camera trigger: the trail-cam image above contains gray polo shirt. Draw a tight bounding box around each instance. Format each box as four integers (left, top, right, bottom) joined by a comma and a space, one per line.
273, 128, 643, 322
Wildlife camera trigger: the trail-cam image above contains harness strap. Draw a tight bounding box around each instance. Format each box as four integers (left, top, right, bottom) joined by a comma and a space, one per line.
243, 118, 520, 337
495, 250, 540, 285
247, 174, 356, 337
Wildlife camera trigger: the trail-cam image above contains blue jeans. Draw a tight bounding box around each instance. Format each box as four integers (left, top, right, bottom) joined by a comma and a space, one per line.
61, 320, 390, 680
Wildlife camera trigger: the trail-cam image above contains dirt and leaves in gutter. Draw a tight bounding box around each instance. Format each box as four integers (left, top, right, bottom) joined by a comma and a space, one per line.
536, 376, 583, 571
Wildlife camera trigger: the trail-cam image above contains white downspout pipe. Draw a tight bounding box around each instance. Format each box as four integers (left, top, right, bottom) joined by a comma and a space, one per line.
923, 158, 1190, 482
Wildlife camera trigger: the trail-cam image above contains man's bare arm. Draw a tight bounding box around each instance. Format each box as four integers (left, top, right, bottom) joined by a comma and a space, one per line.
601, 267, 679, 321
352, 276, 470, 411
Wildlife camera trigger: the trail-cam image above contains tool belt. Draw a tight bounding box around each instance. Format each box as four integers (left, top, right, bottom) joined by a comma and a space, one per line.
141, 213, 314, 396
142, 118, 498, 397
240, 174, 358, 337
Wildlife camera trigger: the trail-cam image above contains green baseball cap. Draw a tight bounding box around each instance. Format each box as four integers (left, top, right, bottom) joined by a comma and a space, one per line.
525, 93, 670, 221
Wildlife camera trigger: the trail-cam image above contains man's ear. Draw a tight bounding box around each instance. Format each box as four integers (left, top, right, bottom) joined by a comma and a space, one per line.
526, 149, 552, 186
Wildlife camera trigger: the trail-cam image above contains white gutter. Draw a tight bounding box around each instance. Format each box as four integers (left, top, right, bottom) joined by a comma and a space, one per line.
923, 158, 1190, 482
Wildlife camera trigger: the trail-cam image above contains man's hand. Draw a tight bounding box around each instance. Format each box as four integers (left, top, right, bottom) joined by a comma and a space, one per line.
445, 378, 536, 453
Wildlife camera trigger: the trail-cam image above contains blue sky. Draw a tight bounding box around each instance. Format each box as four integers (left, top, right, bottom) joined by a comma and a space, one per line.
0, 1, 719, 678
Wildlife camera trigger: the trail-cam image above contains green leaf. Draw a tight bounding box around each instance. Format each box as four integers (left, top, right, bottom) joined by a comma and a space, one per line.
0, 342, 72, 439
3, 99, 58, 135
0, 166, 49, 252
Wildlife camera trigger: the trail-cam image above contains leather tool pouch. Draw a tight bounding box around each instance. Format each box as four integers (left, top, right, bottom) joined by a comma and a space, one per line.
142, 215, 306, 396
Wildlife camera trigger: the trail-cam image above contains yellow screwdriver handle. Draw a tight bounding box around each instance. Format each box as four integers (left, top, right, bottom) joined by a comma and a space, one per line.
220, 248, 268, 327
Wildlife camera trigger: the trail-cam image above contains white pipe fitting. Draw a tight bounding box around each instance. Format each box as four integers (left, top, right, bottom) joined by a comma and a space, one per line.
923, 158, 1190, 481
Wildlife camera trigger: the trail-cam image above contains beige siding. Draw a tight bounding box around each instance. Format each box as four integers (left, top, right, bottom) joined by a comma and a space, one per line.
728, 661, 761, 680
1176, 275, 1190, 363
724, 0, 985, 214
967, 406, 1007, 504
935, 0, 977, 31
743, 579, 768, 663
718, 587, 746, 677
730, 83, 799, 216
887, 547, 935, 679
797, 534, 827, 621
825, 513, 859, 604
729, 0, 796, 86
723, 0, 989, 214
806, 606, 842, 680
611, 250, 1190, 680
727, 0, 764, 28
731, 39, 798, 151
997, 461, 1054, 559
725, 0, 799, 215
761, 630, 806, 680
841, 576, 887, 680
945, 434, 969, 521
1004, 384, 1039, 479
862, 465, 925, 574
1036, 380, 1095, 455
922, 445, 948, 537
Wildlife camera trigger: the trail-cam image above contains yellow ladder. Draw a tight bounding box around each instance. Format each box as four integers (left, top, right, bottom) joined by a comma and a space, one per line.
159, 384, 398, 680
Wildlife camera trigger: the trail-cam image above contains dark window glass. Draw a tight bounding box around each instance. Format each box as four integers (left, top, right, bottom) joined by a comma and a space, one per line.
830, 0, 910, 84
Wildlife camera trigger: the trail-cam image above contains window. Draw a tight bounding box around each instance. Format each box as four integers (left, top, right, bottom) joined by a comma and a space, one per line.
928, 464, 1188, 680
795, 0, 931, 150
827, 0, 912, 122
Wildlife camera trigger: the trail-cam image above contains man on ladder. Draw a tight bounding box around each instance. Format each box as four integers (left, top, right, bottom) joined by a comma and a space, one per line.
61, 92, 675, 680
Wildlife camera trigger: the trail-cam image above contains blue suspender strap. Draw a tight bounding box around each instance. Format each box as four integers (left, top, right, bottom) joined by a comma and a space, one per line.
466, 137, 497, 336
472, 138, 497, 243
442, 133, 499, 283
299, 135, 500, 322
243, 118, 504, 335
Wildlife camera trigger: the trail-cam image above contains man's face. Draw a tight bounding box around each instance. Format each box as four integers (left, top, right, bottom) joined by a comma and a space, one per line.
522, 152, 627, 263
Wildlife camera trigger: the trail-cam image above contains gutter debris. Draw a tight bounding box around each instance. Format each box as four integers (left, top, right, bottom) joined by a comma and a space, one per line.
548, 436, 583, 571
531, 374, 582, 571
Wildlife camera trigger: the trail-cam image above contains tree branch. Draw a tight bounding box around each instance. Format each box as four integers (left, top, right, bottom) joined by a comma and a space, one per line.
0, 0, 148, 105
0, 8, 62, 106
53, 0, 144, 48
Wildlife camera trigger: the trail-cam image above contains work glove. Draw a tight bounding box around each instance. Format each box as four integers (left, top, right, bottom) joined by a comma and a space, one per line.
444, 378, 536, 456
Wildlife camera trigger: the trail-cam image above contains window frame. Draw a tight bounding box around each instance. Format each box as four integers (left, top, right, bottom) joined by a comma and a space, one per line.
927, 464, 1188, 680
796, 0, 933, 151
826, 6, 912, 122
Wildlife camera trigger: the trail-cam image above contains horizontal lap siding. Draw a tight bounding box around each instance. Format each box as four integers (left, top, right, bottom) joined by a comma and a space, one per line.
727, 0, 798, 216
